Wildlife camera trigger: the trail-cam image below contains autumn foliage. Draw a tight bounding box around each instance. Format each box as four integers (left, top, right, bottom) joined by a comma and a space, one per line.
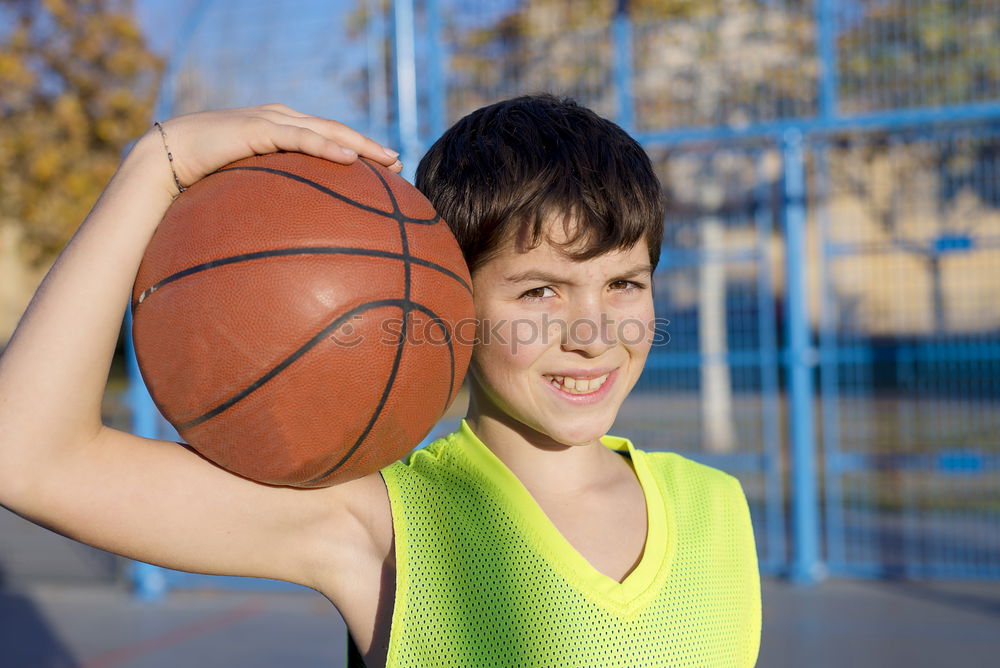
0, 0, 162, 265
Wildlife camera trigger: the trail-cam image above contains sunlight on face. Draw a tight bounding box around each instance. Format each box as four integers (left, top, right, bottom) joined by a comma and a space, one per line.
467, 221, 656, 447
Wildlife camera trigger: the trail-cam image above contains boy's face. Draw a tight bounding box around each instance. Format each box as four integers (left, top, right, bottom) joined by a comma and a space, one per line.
467, 221, 655, 447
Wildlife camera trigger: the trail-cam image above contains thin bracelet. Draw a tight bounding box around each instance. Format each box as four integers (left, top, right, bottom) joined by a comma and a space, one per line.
153, 121, 188, 198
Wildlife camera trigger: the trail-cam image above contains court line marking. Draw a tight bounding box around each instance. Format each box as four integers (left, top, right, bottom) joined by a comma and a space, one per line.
79, 598, 267, 668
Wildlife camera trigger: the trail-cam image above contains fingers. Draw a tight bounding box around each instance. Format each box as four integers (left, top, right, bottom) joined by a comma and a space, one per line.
254, 123, 403, 174
246, 122, 359, 166
323, 120, 401, 166
258, 103, 309, 117
158, 105, 404, 188
254, 106, 402, 172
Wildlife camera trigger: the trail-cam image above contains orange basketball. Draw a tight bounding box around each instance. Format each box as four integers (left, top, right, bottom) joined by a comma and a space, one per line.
131, 153, 474, 487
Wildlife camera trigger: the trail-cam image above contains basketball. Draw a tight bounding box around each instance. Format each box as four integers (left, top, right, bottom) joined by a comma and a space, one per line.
131, 152, 475, 488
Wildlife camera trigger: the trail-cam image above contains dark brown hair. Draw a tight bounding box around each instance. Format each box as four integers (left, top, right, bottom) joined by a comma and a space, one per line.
415, 94, 664, 273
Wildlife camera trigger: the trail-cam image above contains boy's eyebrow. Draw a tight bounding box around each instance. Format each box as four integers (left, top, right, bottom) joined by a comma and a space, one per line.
613, 264, 654, 279
503, 270, 572, 285
503, 264, 653, 284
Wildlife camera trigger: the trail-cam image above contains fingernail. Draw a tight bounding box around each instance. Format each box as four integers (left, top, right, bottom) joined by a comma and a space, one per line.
383, 147, 399, 159
341, 147, 358, 157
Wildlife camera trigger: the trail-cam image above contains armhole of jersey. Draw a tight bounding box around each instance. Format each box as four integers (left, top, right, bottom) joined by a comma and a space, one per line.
378, 464, 408, 666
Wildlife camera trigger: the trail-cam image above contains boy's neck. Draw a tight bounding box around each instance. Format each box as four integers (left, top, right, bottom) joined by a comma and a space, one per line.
463, 408, 635, 498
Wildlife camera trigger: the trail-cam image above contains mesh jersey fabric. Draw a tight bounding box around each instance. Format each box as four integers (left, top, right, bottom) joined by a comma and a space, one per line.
370, 419, 761, 667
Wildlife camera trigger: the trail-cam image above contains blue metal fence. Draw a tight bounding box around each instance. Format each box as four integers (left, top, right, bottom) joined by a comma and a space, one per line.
135, 0, 1000, 594
814, 126, 1000, 578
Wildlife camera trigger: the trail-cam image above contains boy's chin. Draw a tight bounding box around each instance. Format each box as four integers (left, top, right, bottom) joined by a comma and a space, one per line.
535, 414, 616, 447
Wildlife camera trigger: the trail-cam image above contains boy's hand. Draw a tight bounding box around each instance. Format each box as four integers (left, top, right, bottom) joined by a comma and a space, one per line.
149, 104, 402, 195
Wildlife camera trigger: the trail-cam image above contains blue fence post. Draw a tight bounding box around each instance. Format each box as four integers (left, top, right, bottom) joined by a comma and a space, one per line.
816, 0, 839, 121
755, 148, 786, 574
783, 128, 823, 584
392, 0, 420, 182
611, 0, 635, 134
123, 308, 168, 602
814, 139, 847, 575
366, 0, 390, 145
426, 0, 447, 142
125, 0, 215, 603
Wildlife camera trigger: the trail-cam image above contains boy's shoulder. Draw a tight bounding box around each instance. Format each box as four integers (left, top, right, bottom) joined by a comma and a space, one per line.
399, 428, 461, 466
613, 436, 744, 495
616, 440, 747, 512
623, 442, 751, 531
380, 428, 470, 484
645, 448, 739, 482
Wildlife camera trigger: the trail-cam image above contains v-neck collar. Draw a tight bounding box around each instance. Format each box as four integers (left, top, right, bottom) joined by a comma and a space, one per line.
452, 419, 675, 617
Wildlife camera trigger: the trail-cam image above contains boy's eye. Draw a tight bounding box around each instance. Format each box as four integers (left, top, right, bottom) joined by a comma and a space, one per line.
610, 279, 646, 292
520, 281, 646, 301
519, 286, 555, 301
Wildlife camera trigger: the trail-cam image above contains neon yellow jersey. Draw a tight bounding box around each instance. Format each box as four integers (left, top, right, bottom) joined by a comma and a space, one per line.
376, 420, 761, 667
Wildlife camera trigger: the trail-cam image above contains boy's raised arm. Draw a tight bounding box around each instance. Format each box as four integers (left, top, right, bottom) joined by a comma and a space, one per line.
0, 105, 399, 586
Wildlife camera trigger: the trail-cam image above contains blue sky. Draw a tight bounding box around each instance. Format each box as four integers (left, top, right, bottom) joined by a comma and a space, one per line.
132, 0, 383, 139
135, 0, 202, 57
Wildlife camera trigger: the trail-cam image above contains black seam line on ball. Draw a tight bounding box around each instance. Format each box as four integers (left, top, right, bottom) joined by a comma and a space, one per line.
306, 301, 455, 486
362, 160, 412, 307
131, 246, 471, 310
369, 162, 414, 306
363, 158, 412, 300
307, 161, 413, 486
216, 165, 440, 225
306, 301, 408, 485
408, 302, 457, 412
176, 298, 408, 431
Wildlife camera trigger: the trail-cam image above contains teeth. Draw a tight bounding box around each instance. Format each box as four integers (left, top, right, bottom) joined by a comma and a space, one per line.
547, 372, 611, 394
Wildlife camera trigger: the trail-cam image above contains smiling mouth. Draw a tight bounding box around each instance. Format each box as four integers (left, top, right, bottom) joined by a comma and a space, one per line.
543, 372, 611, 394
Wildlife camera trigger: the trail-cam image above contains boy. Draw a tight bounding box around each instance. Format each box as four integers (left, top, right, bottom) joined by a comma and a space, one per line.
0, 97, 760, 667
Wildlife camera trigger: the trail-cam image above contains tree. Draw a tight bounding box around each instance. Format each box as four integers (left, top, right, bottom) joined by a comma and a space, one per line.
0, 0, 162, 266
0, 0, 160, 342
439, 0, 815, 131
830, 0, 1000, 335
838, 0, 1000, 114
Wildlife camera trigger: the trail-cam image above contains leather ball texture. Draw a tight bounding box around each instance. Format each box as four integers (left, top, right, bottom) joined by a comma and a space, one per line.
132, 153, 475, 487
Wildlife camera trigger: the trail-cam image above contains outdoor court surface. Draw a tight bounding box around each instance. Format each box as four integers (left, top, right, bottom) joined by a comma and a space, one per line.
2, 577, 999, 667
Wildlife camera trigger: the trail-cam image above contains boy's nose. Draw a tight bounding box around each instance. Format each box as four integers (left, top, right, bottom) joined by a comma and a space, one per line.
558, 304, 617, 357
